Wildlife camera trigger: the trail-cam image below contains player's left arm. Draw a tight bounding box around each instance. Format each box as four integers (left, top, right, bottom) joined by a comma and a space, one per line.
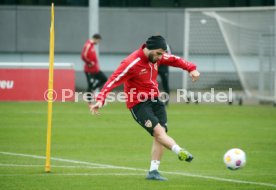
160, 53, 200, 82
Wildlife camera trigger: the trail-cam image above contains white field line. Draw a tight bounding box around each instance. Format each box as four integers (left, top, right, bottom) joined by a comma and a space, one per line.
163, 171, 276, 188
0, 173, 145, 177
0, 164, 108, 169
1, 151, 276, 188
0, 152, 144, 171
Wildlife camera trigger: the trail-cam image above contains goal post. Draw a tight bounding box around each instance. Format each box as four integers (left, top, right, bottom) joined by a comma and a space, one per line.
184, 7, 276, 103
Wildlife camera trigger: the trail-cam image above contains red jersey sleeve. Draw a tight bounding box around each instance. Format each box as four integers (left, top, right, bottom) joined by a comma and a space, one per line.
96, 58, 140, 104
159, 53, 196, 72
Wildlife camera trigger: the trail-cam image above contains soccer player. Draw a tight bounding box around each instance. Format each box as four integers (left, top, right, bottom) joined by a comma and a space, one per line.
81, 33, 107, 101
158, 44, 171, 105
90, 35, 200, 181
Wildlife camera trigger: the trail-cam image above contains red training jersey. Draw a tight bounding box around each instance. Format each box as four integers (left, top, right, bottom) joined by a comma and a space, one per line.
96, 44, 197, 109
81, 39, 100, 74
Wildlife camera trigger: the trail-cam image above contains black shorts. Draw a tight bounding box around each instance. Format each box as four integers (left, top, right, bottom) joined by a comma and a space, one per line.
130, 98, 168, 136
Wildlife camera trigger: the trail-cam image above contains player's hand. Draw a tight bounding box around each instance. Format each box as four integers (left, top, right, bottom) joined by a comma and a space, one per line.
190, 70, 200, 82
90, 61, 95, 66
87, 61, 95, 67
89, 101, 103, 115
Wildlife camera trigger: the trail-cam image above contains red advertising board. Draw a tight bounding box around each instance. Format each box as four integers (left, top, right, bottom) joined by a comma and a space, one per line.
0, 69, 75, 101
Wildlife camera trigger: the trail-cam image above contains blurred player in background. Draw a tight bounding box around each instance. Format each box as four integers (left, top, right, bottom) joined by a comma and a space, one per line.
90, 35, 200, 181
158, 43, 171, 105
81, 33, 107, 102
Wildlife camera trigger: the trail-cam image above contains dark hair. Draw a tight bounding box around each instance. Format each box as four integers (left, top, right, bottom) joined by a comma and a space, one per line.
92, 33, 102, 40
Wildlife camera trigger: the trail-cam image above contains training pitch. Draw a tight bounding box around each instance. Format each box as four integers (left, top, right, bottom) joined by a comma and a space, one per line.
0, 102, 276, 190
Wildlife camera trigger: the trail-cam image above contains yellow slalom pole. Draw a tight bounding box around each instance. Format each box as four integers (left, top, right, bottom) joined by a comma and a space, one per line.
45, 2, 55, 173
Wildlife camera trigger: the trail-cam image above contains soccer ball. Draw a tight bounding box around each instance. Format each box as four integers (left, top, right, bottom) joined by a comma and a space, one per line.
223, 148, 246, 170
